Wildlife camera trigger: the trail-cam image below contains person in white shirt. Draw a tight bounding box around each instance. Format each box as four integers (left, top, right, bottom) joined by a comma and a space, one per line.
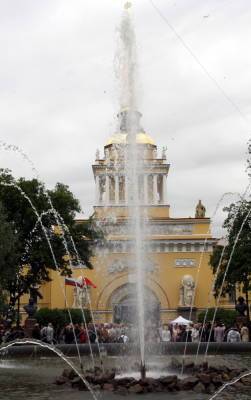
227, 327, 241, 343
191, 325, 200, 342
41, 323, 54, 344
161, 325, 171, 342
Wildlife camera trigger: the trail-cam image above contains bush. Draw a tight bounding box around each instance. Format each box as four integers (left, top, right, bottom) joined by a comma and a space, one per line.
198, 308, 238, 328
34, 308, 91, 329
0, 292, 8, 318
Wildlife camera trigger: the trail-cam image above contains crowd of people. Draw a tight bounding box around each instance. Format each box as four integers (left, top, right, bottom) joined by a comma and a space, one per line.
0, 320, 249, 345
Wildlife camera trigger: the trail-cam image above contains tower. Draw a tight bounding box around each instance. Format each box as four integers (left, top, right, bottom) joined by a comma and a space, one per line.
93, 109, 170, 220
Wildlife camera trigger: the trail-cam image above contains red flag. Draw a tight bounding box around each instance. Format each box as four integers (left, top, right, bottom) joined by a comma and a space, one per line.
83, 277, 97, 289
65, 277, 97, 289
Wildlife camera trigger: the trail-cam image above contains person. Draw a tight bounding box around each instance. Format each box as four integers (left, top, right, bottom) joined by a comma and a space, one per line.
177, 325, 187, 342
78, 324, 88, 343
241, 323, 249, 342
88, 324, 96, 343
185, 324, 193, 342
204, 322, 213, 342
41, 323, 54, 344
118, 330, 129, 343
227, 326, 241, 343
214, 322, 225, 343
172, 323, 179, 342
160, 325, 171, 342
191, 324, 200, 342
63, 324, 75, 344
108, 324, 116, 342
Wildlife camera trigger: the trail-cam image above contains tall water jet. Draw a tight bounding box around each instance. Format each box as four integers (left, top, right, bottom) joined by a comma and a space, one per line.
115, 4, 146, 374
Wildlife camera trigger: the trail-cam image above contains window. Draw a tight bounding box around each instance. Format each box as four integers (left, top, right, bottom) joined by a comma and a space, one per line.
194, 243, 200, 252
177, 243, 183, 252
169, 243, 174, 252
160, 243, 166, 253
186, 243, 191, 252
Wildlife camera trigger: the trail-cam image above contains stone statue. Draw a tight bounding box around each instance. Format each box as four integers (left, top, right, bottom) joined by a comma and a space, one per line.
95, 149, 100, 160
236, 296, 247, 316
73, 277, 87, 308
100, 176, 105, 202
162, 146, 167, 159
195, 200, 206, 218
179, 275, 195, 307
23, 298, 37, 318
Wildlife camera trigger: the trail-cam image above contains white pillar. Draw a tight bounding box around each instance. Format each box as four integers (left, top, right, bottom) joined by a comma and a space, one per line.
105, 174, 110, 204
144, 174, 148, 204
124, 176, 128, 204
115, 175, 119, 204
162, 174, 167, 204
95, 175, 100, 205
153, 174, 158, 205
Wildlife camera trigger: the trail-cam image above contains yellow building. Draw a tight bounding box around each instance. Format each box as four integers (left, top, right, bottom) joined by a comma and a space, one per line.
26, 109, 220, 324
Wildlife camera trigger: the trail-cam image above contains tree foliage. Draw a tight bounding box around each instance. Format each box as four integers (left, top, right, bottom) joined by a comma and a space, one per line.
210, 200, 251, 319
0, 169, 100, 319
35, 307, 91, 329
198, 308, 238, 328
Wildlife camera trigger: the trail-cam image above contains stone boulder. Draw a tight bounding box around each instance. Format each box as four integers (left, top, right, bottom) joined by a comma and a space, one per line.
181, 376, 199, 390
128, 384, 144, 394
55, 376, 67, 385
103, 383, 114, 391
62, 368, 77, 380
197, 373, 211, 385
193, 382, 206, 393
159, 375, 178, 386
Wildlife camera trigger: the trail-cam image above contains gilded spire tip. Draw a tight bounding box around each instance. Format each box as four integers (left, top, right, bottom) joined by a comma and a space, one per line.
124, 2, 132, 10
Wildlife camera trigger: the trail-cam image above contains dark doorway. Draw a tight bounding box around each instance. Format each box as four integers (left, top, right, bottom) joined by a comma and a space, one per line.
113, 301, 160, 325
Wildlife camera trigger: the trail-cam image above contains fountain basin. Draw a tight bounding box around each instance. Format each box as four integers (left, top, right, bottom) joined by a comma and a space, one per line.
1, 342, 251, 357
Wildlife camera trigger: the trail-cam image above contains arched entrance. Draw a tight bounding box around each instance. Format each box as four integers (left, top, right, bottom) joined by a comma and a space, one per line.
108, 283, 160, 324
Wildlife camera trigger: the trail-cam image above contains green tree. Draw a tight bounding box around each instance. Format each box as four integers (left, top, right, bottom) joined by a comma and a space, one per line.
0, 169, 99, 320
0, 201, 20, 317
35, 308, 91, 330
198, 308, 238, 328
210, 200, 251, 321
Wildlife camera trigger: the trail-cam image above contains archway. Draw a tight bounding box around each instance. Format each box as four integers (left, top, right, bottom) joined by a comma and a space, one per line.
108, 283, 160, 324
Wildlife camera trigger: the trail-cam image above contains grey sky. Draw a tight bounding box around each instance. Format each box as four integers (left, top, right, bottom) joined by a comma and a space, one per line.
0, 0, 250, 237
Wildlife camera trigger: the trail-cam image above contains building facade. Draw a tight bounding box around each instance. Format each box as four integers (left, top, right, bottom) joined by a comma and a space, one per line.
27, 109, 219, 323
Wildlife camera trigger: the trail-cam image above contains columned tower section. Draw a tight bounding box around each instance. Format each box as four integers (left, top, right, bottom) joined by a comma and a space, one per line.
92, 110, 170, 219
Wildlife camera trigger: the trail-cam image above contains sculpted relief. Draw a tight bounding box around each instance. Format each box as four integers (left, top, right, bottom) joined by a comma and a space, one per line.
108, 258, 157, 274
178, 274, 195, 307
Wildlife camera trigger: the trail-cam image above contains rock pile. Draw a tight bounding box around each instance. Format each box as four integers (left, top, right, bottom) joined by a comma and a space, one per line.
55, 363, 250, 395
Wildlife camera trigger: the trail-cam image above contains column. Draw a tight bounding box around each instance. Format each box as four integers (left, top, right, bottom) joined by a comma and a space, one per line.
105, 174, 110, 205
115, 175, 119, 204
124, 176, 128, 204
153, 174, 158, 205
95, 175, 100, 205
162, 174, 167, 204
144, 174, 148, 204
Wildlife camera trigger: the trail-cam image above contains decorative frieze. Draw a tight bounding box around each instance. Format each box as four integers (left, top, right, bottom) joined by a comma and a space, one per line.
95, 240, 213, 254
103, 223, 193, 235
108, 258, 157, 274
175, 259, 196, 267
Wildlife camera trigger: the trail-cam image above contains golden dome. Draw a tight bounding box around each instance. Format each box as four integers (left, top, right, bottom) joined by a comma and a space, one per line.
105, 132, 155, 146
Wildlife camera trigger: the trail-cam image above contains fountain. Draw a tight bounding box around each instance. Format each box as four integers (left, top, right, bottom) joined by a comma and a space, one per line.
1, 2, 251, 400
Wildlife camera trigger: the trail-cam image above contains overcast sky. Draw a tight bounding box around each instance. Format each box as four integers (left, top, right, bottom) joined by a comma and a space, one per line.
0, 0, 250, 237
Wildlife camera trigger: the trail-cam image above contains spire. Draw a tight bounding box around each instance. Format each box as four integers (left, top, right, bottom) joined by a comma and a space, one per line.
117, 109, 143, 133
